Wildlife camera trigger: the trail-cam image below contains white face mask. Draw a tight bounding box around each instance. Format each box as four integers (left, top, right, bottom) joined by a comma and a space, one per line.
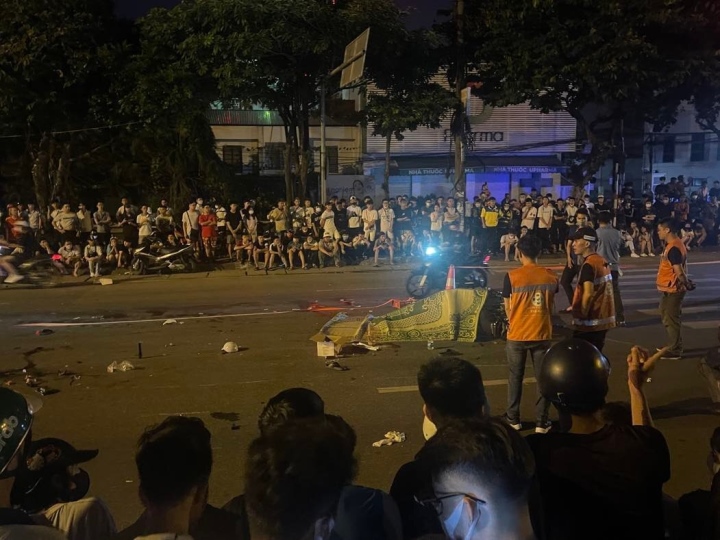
443, 498, 481, 540
423, 416, 437, 441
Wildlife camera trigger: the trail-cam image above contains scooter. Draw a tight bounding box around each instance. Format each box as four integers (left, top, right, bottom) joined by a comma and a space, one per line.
131, 243, 197, 275
0, 246, 61, 287
406, 243, 489, 299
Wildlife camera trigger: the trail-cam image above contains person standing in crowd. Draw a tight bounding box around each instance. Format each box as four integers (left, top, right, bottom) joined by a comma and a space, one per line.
520, 199, 537, 232
182, 201, 200, 252
53, 203, 79, 245
416, 418, 538, 540
267, 200, 289, 235
93, 202, 112, 246
530, 339, 670, 540
595, 211, 626, 327
656, 217, 691, 359
570, 226, 615, 352
198, 204, 218, 261
480, 196, 500, 254
560, 209, 589, 312
116, 200, 138, 246
136, 206, 153, 246
537, 196, 555, 253
361, 199, 379, 242
502, 234, 558, 435
76, 203, 93, 245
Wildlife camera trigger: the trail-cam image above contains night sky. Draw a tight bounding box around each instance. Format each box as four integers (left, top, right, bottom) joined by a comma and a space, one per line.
114, 0, 450, 28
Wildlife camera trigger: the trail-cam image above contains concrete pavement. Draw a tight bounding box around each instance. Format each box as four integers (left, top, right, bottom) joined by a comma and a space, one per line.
1, 254, 720, 527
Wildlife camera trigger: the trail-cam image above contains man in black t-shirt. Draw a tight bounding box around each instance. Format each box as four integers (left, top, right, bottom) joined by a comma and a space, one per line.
530, 339, 670, 540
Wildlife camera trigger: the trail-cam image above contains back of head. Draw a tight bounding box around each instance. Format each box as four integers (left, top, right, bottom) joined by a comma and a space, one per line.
597, 211, 612, 225
136, 416, 212, 508
711, 427, 720, 454
517, 234, 541, 259
658, 217, 679, 234
538, 339, 610, 415
417, 417, 535, 504
418, 357, 486, 422
0, 388, 35, 479
258, 388, 325, 435
245, 417, 357, 540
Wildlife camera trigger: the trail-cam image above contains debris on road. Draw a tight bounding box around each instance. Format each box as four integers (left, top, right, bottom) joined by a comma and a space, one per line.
162, 319, 178, 326
34, 329, 54, 336
353, 342, 379, 351
70, 375, 81, 386
325, 359, 348, 371
372, 431, 406, 447
221, 341, 240, 354
98, 278, 113, 286
24, 375, 39, 387
107, 361, 135, 373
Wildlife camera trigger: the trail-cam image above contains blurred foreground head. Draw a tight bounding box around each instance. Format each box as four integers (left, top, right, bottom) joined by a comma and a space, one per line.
246, 417, 357, 540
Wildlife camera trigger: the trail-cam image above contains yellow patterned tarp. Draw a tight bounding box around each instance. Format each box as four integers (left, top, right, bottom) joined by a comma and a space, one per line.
366, 288, 488, 343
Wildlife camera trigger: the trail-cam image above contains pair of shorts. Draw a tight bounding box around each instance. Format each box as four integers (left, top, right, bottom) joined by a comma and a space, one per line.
189, 229, 199, 243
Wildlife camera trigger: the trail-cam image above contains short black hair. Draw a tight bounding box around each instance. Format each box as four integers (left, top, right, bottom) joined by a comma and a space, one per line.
136, 416, 212, 507
576, 209, 589, 217
245, 418, 357, 540
417, 418, 535, 504
417, 357, 486, 420
258, 388, 325, 435
658, 217, 679, 234
517, 235, 542, 259
597, 211, 612, 225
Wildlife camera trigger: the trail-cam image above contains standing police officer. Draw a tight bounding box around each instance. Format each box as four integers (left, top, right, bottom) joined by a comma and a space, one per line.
570, 227, 616, 352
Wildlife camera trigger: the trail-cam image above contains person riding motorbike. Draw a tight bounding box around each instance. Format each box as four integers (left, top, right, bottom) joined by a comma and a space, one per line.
0, 221, 32, 283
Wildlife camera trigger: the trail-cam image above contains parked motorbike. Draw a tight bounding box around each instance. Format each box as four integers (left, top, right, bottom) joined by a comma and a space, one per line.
406, 244, 489, 299
131, 242, 198, 275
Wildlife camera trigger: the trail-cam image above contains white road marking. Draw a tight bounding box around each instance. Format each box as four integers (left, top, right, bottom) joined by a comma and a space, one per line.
377, 377, 536, 394
314, 287, 398, 292
16, 310, 293, 328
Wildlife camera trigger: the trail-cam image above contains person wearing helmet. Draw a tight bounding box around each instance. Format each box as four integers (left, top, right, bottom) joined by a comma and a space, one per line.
527, 339, 670, 540
0, 388, 64, 538
569, 226, 615, 352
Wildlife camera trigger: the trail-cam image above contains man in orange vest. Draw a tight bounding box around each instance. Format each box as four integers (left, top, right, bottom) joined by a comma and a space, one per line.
502, 234, 559, 434
571, 227, 616, 352
656, 217, 691, 359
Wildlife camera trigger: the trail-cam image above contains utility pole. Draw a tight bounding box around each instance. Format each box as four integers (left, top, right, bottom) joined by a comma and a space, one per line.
454, 0, 466, 224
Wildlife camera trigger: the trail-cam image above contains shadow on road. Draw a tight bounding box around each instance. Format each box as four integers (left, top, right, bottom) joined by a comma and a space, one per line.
652, 397, 716, 420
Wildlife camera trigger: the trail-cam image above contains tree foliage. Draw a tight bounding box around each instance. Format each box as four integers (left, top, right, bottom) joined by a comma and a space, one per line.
0, 0, 129, 207
465, 0, 720, 187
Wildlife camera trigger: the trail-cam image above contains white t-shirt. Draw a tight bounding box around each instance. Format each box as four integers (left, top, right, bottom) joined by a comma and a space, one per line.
500, 234, 518, 246
361, 208, 378, 231
537, 205, 555, 229
521, 207, 537, 229
378, 208, 395, 232
137, 214, 152, 236
41, 498, 116, 540
346, 204, 362, 228
320, 210, 337, 233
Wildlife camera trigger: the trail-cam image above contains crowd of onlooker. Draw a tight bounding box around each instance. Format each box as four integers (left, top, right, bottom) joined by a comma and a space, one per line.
1, 175, 719, 281
1, 337, 718, 540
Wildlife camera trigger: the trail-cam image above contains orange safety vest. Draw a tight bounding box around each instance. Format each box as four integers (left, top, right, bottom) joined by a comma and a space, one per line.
656, 237, 687, 293
572, 253, 616, 332
506, 264, 558, 341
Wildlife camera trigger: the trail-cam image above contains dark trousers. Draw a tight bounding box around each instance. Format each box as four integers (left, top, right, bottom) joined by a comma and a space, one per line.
506, 340, 551, 425
611, 270, 625, 323
659, 291, 685, 352
560, 264, 579, 305
573, 330, 608, 353
481, 227, 498, 253
537, 228, 551, 251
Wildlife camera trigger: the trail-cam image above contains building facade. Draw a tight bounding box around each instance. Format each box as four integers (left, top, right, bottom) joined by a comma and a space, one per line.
646, 104, 720, 192
364, 75, 578, 201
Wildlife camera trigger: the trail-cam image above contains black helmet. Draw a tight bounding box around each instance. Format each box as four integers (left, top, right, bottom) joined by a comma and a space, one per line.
538, 339, 610, 412
0, 388, 38, 478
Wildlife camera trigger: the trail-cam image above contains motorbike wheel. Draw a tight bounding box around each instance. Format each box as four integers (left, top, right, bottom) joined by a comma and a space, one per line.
26, 269, 58, 288
406, 270, 435, 299
133, 259, 147, 275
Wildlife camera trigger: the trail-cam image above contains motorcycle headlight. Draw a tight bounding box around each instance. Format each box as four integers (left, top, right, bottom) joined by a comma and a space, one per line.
425, 246, 437, 256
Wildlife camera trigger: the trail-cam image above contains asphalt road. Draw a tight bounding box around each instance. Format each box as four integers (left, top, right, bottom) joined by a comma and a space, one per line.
2, 253, 720, 528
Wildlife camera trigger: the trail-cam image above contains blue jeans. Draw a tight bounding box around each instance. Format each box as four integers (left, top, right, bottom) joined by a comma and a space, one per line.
506, 339, 551, 425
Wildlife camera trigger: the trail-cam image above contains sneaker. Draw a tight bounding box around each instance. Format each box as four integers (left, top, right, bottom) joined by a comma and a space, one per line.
641, 253, 648, 257
535, 422, 552, 434
504, 417, 522, 431
616, 320, 627, 327
3, 274, 25, 284
649, 252, 656, 257
631, 253, 640, 258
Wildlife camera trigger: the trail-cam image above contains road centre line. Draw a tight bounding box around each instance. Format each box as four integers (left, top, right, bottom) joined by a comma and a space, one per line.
314, 287, 399, 292
16, 310, 293, 328
377, 377, 536, 394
